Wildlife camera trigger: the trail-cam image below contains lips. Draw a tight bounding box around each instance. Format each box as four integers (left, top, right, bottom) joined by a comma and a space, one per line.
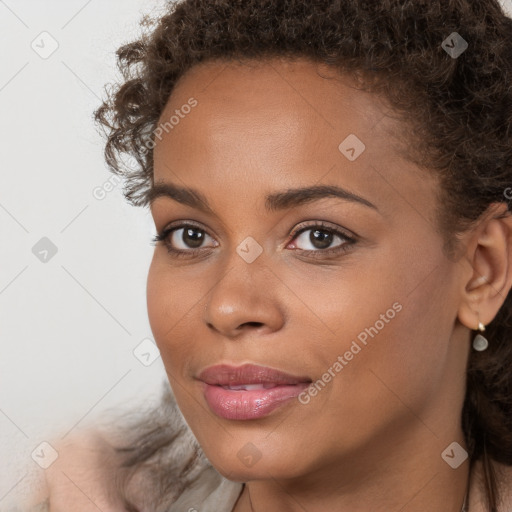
197, 363, 312, 387
197, 363, 313, 420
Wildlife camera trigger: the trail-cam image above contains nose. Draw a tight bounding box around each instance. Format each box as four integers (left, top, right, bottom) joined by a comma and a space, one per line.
203, 254, 285, 338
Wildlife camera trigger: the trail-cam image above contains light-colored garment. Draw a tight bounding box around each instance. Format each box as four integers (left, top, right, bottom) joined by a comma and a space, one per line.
21, 474, 243, 512
11, 380, 244, 512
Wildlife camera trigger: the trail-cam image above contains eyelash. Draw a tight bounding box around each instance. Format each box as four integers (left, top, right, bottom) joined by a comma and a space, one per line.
151, 220, 357, 260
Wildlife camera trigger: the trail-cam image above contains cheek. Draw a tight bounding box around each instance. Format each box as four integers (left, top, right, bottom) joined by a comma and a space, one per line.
335, 273, 454, 420
146, 254, 194, 338
146, 257, 187, 371
314, 249, 454, 420
146, 258, 168, 344
146, 254, 211, 395
303, 293, 449, 458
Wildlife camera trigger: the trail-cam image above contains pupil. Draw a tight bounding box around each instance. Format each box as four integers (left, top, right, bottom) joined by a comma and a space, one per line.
311, 229, 332, 249
184, 228, 204, 248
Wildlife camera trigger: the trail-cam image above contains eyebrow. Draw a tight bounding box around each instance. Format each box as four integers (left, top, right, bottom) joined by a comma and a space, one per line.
147, 182, 379, 213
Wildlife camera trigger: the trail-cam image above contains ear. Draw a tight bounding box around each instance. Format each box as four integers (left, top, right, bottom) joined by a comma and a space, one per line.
458, 202, 512, 330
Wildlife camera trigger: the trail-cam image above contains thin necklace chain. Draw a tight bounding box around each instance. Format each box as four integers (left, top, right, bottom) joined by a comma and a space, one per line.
246, 476, 470, 512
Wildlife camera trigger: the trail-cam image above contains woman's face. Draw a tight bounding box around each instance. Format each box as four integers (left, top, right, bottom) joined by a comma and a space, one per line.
147, 58, 470, 481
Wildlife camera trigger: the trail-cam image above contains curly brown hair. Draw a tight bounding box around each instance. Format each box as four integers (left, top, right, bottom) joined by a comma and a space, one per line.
94, 0, 512, 510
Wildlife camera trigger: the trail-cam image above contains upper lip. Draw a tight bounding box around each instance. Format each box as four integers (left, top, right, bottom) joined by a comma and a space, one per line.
197, 363, 312, 386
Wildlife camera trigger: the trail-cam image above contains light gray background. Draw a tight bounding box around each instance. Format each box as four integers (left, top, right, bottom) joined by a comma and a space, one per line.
1, 0, 511, 507
0, 0, 169, 506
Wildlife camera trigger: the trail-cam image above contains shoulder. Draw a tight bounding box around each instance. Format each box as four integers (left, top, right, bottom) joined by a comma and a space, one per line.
102, 380, 245, 511
15, 381, 240, 512
3, 428, 123, 512
103, 381, 243, 510
4, 466, 50, 512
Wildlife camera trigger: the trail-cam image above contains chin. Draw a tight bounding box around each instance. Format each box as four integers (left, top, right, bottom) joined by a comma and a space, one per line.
200, 439, 308, 481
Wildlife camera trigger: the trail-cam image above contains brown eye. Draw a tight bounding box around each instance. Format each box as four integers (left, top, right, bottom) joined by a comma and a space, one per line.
165, 226, 213, 252
152, 223, 218, 257
291, 227, 349, 251
171, 226, 208, 249
287, 222, 357, 259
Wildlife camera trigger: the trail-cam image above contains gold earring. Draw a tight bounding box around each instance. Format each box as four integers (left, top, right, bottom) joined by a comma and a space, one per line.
472, 317, 488, 351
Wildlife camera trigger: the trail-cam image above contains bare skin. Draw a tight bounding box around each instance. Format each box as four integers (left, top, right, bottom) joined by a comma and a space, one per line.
146, 57, 512, 512
30, 58, 512, 511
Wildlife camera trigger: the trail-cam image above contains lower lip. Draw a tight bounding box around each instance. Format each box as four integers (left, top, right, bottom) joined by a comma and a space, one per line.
202, 383, 310, 420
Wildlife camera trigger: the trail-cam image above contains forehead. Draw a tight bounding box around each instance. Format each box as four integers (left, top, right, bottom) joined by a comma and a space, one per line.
152, 57, 439, 220
159, 58, 387, 144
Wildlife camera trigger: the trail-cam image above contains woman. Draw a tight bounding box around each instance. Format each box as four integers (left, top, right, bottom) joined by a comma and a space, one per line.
28, 0, 512, 510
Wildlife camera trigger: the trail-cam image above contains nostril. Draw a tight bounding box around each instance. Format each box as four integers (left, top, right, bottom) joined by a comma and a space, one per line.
241, 322, 264, 328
